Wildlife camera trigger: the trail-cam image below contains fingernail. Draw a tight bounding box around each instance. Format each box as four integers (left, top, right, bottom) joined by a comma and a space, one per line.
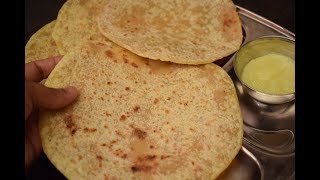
53, 56, 64, 64
64, 86, 79, 94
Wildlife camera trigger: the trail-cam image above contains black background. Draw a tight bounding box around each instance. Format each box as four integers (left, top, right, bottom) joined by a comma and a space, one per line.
25, 0, 295, 179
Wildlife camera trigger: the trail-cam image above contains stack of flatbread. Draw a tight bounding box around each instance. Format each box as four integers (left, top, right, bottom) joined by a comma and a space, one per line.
25, 0, 244, 179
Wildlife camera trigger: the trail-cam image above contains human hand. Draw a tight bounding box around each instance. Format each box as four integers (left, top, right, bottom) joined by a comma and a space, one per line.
25, 56, 79, 169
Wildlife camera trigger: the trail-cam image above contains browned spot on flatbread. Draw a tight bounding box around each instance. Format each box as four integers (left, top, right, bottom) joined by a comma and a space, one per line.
207, 144, 212, 150
123, 54, 129, 63
133, 128, 147, 139
108, 140, 118, 150
219, 6, 240, 41
121, 153, 127, 159
64, 115, 77, 136
71, 129, 77, 135
223, 18, 236, 29
96, 155, 103, 168
160, 155, 170, 160
105, 50, 114, 58
64, 115, 74, 129
133, 106, 140, 112
115, 130, 125, 138
114, 149, 126, 158
105, 112, 111, 116
131, 154, 161, 173
110, 140, 117, 144
83, 127, 97, 133
131, 62, 138, 68
96, 155, 103, 160
96, 42, 106, 46
104, 174, 117, 180
226, 127, 239, 136
125, 87, 130, 91
120, 115, 127, 121
117, 4, 146, 29
146, 155, 156, 161
131, 165, 152, 173
153, 98, 159, 104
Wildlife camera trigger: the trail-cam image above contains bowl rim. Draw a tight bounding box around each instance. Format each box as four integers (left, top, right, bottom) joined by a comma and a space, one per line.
232, 35, 295, 97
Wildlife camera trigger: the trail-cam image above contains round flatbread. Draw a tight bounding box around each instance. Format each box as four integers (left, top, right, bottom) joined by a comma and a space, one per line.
98, 0, 243, 64
39, 40, 243, 179
25, 20, 60, 63
52, 0, 109, 55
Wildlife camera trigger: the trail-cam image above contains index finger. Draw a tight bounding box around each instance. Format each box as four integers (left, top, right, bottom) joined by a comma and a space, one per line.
25, 56, 63, 82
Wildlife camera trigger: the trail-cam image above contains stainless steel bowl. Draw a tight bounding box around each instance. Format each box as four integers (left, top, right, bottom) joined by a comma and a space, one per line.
233, 36, 295, 104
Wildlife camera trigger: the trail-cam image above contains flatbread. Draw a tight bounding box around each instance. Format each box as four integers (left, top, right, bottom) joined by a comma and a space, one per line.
52, 0, 109, 55
98, 0, 243, 64
39, 41, 243, 179
25, 20, 60, 63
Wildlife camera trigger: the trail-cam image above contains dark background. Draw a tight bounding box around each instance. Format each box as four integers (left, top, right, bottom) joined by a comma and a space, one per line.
25, 0, 295, 179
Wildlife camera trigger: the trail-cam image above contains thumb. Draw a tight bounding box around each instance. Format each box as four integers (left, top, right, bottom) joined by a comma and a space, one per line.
27, 82, 79, 112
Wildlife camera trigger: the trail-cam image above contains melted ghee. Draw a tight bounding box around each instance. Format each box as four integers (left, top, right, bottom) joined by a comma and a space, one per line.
241, 53, 295, 94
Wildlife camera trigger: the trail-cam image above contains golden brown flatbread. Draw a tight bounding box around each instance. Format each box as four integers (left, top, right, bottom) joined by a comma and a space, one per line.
39, 41, 243, 179
98, 0, 243, 64
25, 20, 60, 63
52, 0, 109, 55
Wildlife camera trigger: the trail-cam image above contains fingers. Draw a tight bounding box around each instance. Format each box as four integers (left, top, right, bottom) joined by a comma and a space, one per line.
25, 56, 63, 82
25, 136, 35, 169
25, 112, 42, 166
25, 82, 79, 119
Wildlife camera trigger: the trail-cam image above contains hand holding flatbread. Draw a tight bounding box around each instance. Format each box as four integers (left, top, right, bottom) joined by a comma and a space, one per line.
26, 0, 244, 179
25, 57, 79, 169
39, 42, 243, 179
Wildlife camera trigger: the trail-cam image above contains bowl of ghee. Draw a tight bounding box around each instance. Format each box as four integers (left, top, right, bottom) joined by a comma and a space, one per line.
233, 36, 295, 104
